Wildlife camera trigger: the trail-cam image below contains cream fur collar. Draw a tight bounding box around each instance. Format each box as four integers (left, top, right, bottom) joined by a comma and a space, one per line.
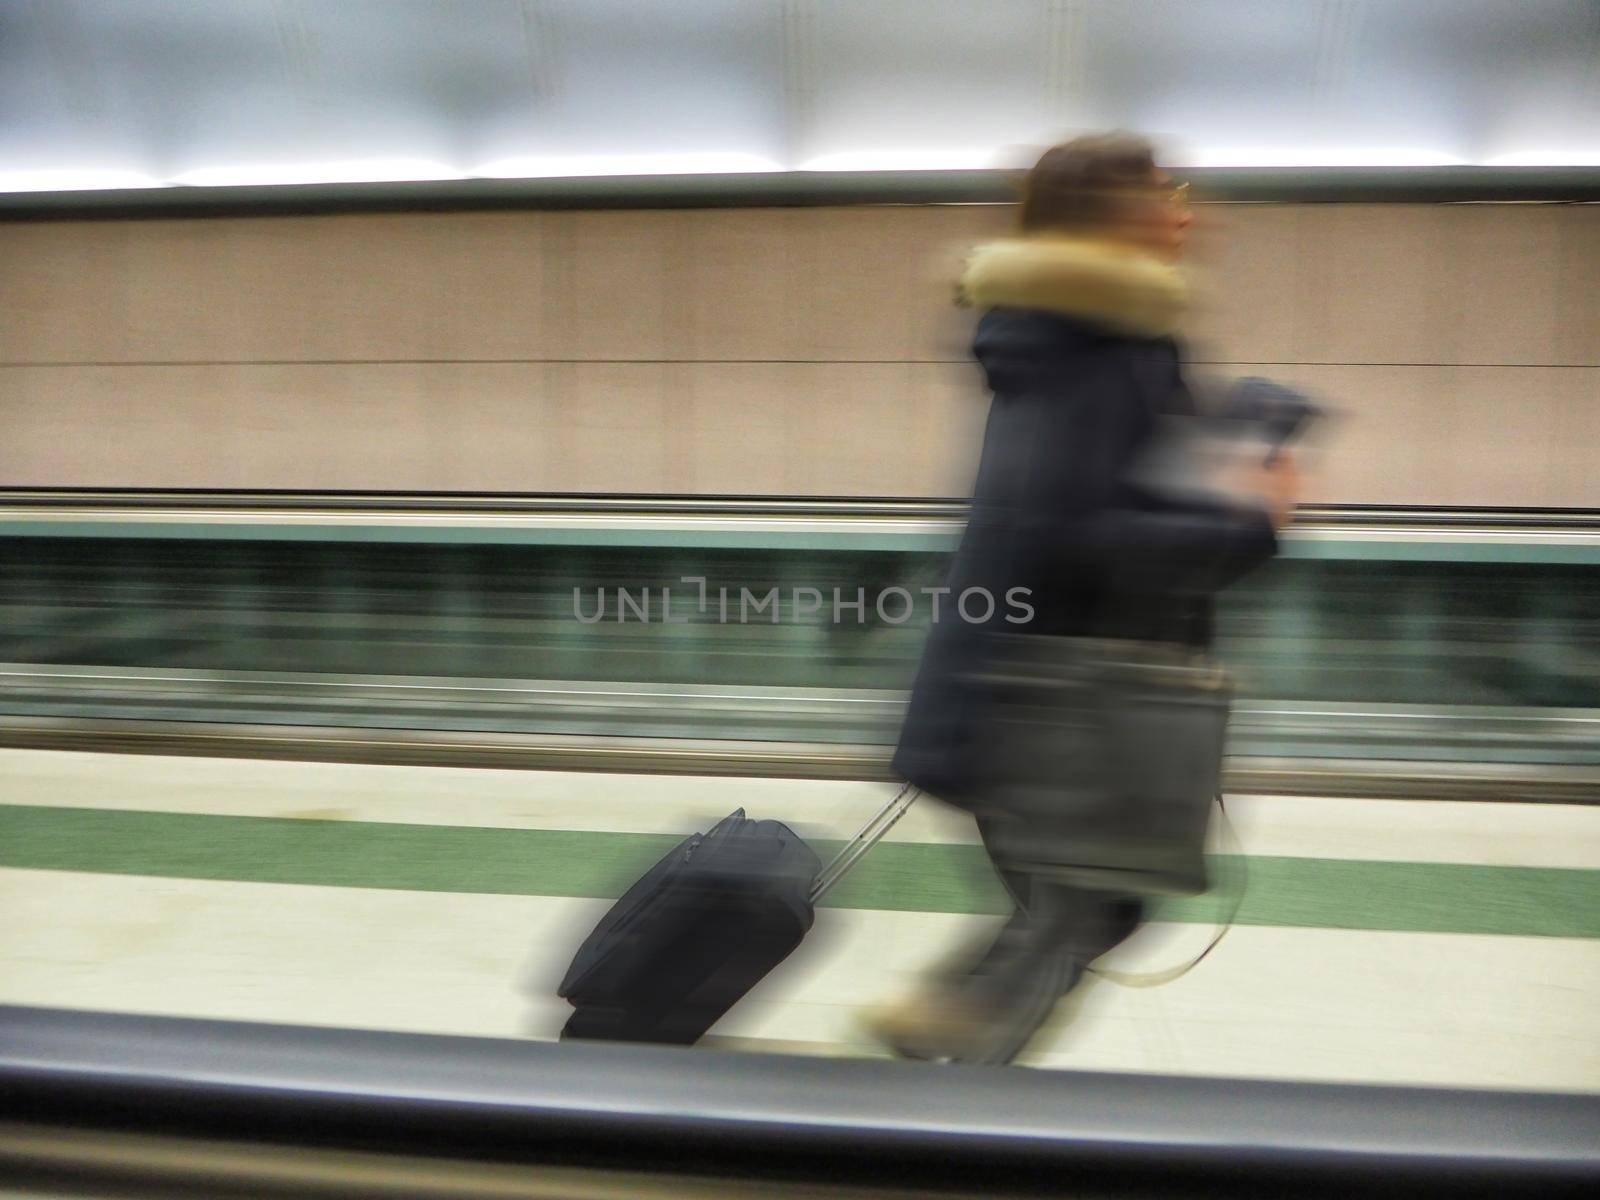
957, 237, 1188, 338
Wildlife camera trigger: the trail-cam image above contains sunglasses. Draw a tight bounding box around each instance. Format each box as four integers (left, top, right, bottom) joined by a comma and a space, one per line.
1142, 182, 1190, 211
1096, 182, 1191, 210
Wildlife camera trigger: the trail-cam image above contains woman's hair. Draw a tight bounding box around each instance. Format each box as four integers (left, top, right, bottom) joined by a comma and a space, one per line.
1017, 133, 1158, 234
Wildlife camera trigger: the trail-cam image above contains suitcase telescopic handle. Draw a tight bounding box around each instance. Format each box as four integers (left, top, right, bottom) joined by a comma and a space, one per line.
809, 782, 920, 904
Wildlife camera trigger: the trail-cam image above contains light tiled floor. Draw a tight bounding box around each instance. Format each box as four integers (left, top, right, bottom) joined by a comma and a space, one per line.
2, 749, 1598, 1092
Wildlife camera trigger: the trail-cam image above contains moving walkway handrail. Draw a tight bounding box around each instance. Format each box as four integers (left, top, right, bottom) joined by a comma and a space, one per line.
4, 490, 1600, 536
1, 1004, 1596, 1196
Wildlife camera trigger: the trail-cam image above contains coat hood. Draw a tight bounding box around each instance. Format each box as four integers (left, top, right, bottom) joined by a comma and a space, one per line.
956, 236, 1188, 338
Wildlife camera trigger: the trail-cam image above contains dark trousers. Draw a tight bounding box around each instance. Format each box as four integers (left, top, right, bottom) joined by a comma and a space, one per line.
936, 816, 1144, 1065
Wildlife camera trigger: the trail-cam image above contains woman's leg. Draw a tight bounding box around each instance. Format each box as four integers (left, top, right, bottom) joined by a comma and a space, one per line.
862, 817, 1144, 1065
938, 818, 1146, 1065
859, 815, 1038, 1061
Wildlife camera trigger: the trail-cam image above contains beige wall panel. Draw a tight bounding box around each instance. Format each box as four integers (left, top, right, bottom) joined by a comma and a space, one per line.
544, 204, 998, 366
1193, 363, 1593, 508
900, 204, 1015, 362
3, 201, 1597, 504
0, 363, 495, 489
1291, 205, 1446, 366
1284, 204, 1589, 368
318, 212, 553, 362
906, 361, 991, 495
672, 361, 988, 495
0, 362, 935, 494
467, 360, 982, 496
788, 208, 931, 362
2, 365, 228, 484
5, 202, 1595, 371
378, 361, 557, 493
1183, 204, 1303, 365
186, 216, 431, 365
2, 216, 297, 363
227, 362, 463, 490
0, 364, 478, 489
419, 212, 552, 360
2, 359, 1592, 504
546, 211, 680, 362
536, 362, 682, 491
1556, 206, 1600, 367
680, 363, 805, 491
1412, 366, 1568, 507
0, 222, 126, 363
0, 212, 561, 366
778, 363, 920, 494
1426, 205, 1565, 367
677, 209, 810, 363
0, 219, 253, 364
1550, 368, 1600, 510
1289, 364, 1446, 505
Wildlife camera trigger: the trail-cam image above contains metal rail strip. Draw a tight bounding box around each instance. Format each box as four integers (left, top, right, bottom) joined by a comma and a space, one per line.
4, 664, 1598, 760
1, 1006, 1596, 1197
6, 496, 1600, 557
2, 716, 1597, 801
4, 490, 1599, 526
4, 164, 1600, 220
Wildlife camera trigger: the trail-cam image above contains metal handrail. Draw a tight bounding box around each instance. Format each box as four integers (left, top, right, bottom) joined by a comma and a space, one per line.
3, 490, 1599, 537
4, 165, 1600, 222
1, 1005, 1596, 1195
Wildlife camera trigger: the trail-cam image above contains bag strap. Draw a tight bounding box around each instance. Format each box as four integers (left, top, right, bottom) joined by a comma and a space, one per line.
1085, 794, 1247, 988
810, 781, 920, 905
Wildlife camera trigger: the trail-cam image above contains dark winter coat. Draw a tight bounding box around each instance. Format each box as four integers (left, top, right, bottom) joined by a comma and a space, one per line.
890, 238, 1278, 803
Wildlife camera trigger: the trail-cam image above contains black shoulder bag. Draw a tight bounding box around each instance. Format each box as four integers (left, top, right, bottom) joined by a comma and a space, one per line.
959, 632, 1232, 898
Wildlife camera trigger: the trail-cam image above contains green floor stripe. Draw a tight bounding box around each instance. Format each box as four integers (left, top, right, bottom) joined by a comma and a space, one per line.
1, 805, 1596, 938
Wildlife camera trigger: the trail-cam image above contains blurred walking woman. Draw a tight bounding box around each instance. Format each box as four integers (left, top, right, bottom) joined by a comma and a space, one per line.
871, 134, 1299, 1065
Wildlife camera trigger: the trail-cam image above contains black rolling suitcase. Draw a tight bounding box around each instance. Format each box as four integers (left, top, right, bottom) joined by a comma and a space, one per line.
556, 784, 918, 1045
